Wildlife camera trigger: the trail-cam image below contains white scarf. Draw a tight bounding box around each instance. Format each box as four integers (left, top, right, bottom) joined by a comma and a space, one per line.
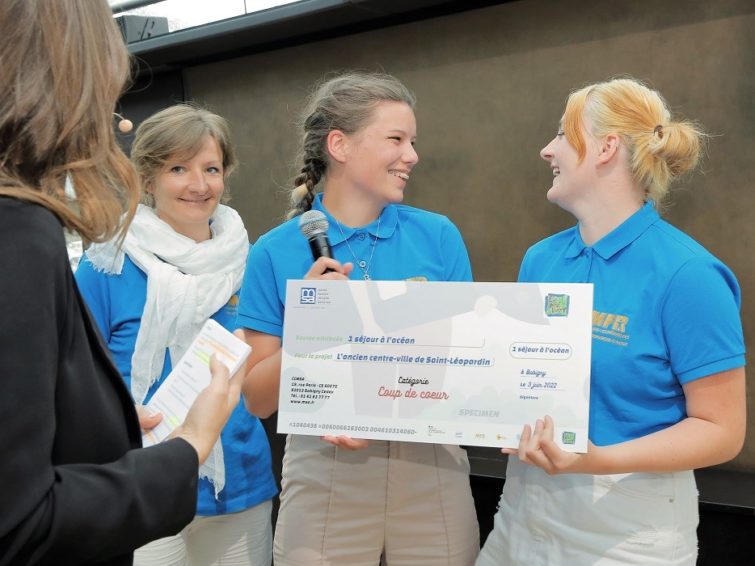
87, 204, 249, 496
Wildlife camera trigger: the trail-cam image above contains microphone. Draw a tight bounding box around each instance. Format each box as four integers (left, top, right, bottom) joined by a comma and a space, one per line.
113, 112, 133, 133
298, 210, 334, 262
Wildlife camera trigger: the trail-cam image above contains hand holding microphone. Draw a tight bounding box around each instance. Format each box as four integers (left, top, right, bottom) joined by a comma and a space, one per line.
297, 210, 365, 450
298, 210, 353, 279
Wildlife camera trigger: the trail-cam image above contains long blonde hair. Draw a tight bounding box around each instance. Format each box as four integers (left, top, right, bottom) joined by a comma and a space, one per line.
0, 0, 139, 242
562, 77, 704, 203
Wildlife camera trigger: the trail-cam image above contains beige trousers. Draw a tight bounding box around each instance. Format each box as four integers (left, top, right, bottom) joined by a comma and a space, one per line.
134, 499, 273, 566
273, 435, 479, 566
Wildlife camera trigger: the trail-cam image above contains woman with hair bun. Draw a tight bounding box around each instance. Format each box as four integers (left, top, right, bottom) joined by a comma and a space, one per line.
476, 77, 746, 565
237, 71, 479, 565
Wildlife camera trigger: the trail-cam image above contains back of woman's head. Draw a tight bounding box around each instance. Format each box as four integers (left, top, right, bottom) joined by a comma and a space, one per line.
562, 77, 704, 203
0, 0, 139, 242
130, 104, 237, 204
287, 71, 416, 219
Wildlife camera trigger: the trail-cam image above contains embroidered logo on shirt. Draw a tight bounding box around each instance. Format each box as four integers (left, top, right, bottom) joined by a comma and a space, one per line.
224, 294, 239, 316
592, 310, 630, 346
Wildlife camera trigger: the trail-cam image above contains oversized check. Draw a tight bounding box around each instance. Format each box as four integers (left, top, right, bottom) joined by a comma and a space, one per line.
278, 280, 593, 452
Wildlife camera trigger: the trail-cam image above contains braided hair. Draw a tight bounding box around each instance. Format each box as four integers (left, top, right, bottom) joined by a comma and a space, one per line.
286, 71, 416, 219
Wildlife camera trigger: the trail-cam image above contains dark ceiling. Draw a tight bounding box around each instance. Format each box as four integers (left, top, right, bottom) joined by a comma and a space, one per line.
122, 0, 512, 74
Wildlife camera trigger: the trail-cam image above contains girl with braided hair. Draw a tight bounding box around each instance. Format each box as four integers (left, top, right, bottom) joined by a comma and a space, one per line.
237, 71, 480, 565
477, 77, 746, 566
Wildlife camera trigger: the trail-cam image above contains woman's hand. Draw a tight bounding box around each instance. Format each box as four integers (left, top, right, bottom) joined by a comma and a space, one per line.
321, 435, 370, 450
502, 415, 593, 475
169, 353, 243, 464
503, 369, 746, 477
135, 404, 162, 432
304, 257, 353, 280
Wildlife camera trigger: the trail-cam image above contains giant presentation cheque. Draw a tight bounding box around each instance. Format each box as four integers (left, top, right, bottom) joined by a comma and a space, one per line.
278, 280, 593, 452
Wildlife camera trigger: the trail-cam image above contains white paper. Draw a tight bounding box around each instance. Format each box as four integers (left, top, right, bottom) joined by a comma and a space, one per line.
142, 319, 250, 447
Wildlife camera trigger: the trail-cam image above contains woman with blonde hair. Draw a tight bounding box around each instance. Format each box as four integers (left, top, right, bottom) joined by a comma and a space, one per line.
237, 71, 480, 565
0, 1, 242, 565
76, 104, 277, 566
476, 77, 746, 565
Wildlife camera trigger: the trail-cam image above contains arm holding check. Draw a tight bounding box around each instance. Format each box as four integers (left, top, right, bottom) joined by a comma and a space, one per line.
240, 255, 366, 450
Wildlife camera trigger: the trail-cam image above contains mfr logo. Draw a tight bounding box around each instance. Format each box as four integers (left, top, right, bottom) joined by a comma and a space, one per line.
300, 287, 316, 304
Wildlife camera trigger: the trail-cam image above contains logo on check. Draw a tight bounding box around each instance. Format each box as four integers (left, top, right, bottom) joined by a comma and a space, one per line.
545, 293, 570, 317
300, 287, 316, 304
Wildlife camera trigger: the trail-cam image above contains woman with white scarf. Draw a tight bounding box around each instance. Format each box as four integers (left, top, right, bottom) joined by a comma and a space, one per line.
76, 105, 277, 566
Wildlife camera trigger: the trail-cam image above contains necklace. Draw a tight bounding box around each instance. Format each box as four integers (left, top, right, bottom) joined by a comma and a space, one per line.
335, 215, 381, 280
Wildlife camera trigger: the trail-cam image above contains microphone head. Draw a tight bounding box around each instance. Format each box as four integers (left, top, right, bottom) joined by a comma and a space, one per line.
113, 112, 133, 133
118, 118, 134, 133
299, 209, 329, 238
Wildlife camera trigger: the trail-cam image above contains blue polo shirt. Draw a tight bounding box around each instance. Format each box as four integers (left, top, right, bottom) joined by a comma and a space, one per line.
238, 193, 472, 336
519, 202, 745, 446
75, 254, 278, 516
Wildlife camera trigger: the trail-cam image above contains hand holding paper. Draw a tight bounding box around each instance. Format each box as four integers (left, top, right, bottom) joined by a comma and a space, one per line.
143, 321, 251, 461
135, 404, 162, 432
170, 353, 245, 464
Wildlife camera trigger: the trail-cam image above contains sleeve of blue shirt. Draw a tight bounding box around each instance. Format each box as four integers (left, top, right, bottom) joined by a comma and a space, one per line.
441, 218, 473, 282
237, 241, 284, 337
661, 256, 746, 384
74, 254, 113, 342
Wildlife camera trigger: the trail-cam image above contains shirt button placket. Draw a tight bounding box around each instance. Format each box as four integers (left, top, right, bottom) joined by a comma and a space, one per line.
584, 248, 593, 279
356, 233, 367, 268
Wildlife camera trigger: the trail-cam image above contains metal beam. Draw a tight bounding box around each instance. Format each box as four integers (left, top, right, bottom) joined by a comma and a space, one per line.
110, 0, 164, 15
123, 0, 508, 74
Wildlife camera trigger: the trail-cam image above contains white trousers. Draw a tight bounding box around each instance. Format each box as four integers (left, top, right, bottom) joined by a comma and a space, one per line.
273, 435, 480, 566
476, 457, 699, 566
134, 499, 273, 566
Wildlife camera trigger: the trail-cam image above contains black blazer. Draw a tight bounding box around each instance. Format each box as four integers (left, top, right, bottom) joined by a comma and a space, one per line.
0, 198, 198, 565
